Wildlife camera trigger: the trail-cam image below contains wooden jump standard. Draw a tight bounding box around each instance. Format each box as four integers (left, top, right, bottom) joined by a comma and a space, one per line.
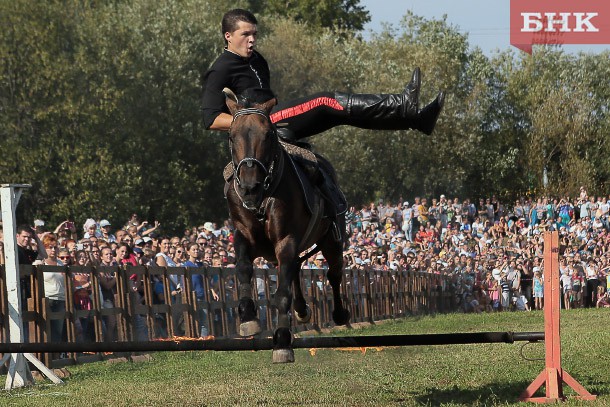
518, 231, 596, 403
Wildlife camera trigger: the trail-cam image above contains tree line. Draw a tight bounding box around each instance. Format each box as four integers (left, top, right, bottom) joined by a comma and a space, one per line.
1, 0, 609, 233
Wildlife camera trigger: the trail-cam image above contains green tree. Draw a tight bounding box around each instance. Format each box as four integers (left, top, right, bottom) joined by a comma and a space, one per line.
248, 0, 370, 32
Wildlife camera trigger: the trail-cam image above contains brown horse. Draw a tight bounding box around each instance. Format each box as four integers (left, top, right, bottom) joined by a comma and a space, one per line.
223, 87, 350, 363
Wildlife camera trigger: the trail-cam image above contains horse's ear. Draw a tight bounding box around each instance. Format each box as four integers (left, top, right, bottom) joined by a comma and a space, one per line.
223, 88, 239, 115
261, 97, 277, 114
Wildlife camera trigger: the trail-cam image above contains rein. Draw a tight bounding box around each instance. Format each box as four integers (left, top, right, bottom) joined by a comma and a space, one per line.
229, 108, 283, 214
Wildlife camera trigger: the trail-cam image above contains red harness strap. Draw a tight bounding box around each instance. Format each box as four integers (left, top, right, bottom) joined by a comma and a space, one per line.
270, 97, 344, 123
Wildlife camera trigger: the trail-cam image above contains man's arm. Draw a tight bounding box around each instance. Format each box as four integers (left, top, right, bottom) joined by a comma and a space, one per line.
209, 113, 233, 132
33, 233, 48, 260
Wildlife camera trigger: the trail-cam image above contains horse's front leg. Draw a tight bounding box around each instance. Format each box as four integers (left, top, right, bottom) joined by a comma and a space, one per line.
234, 231, 261, 336
272, 240, 299, 363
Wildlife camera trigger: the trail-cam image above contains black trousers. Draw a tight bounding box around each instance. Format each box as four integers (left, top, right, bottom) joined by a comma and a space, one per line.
585, 279, 600, 307
270, 92, 349, 139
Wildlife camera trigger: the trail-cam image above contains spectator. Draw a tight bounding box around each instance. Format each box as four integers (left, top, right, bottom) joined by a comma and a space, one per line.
53, 220, 78, 243
83, 219, 101, 239
585, 259, 600, 307
186, 243, 218, 337
99, 246, 118, 341
33, 234, 66, 343
533, 270, 544, 310
99, 219, 116, 243
597, 291, 610, 308
173, 245, 186, 266
73, 250, 94, 342
17, 224, 47, 265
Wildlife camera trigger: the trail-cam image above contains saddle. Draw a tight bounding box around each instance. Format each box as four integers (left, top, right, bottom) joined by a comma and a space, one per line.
223, 139, 347, 220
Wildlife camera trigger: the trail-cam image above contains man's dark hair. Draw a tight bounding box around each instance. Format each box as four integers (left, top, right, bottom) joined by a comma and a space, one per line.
221, 8, 257, 42
238, 88, 276, 107
16, 224, 33, 235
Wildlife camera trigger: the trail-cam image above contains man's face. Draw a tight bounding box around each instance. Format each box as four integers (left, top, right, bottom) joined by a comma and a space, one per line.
225, 21, 257, 58
16, 230, 32, 247
116, 230, 126, 241
101, 248, 113, 264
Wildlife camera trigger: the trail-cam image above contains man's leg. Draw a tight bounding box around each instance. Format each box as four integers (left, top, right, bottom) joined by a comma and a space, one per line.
271, 68, 444, 139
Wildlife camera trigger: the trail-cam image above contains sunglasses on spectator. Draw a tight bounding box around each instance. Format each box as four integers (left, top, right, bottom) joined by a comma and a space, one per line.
59, 256, 70, 260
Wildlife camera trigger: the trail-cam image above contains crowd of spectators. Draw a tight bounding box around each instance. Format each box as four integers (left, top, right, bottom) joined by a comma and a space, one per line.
1, 188, 609, 343
342, 188, 610, 312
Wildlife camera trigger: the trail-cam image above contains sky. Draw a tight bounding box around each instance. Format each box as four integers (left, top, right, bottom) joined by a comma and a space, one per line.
359, 0, 609, 55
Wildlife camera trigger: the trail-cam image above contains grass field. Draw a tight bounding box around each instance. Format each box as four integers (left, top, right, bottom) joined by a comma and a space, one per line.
1, 309, 608, 406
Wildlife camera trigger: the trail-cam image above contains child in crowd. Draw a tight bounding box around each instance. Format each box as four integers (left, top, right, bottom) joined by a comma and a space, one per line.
533, 271, 544, 310
571, 269, 583, 308
512, 293, 531, 311
597, 290, 610, 308
560, 269, 572, 310
463, 293, 482, 313
500, 272, 511, 311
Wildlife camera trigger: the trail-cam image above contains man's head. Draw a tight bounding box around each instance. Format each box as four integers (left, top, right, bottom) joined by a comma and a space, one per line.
101, 247, 114, 265
115, 229, 127, 242
222, 9, 257, 57
16, 225, 34, 248
100, 219, 112, 233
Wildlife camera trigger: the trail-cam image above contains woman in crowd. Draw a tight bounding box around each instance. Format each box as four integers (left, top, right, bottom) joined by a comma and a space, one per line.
34, 234, 67, 343
73, 250, 95, 342
173, 246, 186, 266
185, 243, 219, 337
99, 246, 118, 341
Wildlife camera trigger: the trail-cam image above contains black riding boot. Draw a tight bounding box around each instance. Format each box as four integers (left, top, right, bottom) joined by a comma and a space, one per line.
334, 68, 444, 135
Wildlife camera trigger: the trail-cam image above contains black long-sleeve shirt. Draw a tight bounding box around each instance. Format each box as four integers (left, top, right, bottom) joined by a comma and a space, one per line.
201, 49, 271, 129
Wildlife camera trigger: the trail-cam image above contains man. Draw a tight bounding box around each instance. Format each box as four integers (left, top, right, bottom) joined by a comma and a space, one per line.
115, 229, 127, 244
202, 9, 444, 141
16, 224, 47, 266
15, 225, 47, 342
99, 219, 116, 243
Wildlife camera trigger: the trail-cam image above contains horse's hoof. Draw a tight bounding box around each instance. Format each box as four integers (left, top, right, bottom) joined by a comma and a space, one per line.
272, 348, 295, 363
332, 308, 350, 326
239, 320, 262, 337
295, 306, 312, 324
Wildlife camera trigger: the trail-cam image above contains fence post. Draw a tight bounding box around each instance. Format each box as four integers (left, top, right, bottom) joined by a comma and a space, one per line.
0, 184, 62, 389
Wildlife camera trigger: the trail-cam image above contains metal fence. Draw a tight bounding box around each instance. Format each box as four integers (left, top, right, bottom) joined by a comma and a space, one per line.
0, 265, 455, 368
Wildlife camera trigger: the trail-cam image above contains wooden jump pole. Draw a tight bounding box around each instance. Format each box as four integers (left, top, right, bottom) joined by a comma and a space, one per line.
518, 231, 596, 403
0, 331, 545, 354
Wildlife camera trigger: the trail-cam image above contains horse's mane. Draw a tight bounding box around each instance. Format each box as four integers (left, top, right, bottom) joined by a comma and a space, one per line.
238, 88, 276, 108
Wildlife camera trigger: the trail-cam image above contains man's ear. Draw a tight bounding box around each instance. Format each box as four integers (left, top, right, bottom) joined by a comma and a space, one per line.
223, 88, 238, 115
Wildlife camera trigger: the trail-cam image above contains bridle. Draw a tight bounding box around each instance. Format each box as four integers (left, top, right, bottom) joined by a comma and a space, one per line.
229, 107, 283, 213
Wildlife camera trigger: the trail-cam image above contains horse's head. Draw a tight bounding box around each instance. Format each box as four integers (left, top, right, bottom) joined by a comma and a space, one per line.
224, 87, 279, 211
